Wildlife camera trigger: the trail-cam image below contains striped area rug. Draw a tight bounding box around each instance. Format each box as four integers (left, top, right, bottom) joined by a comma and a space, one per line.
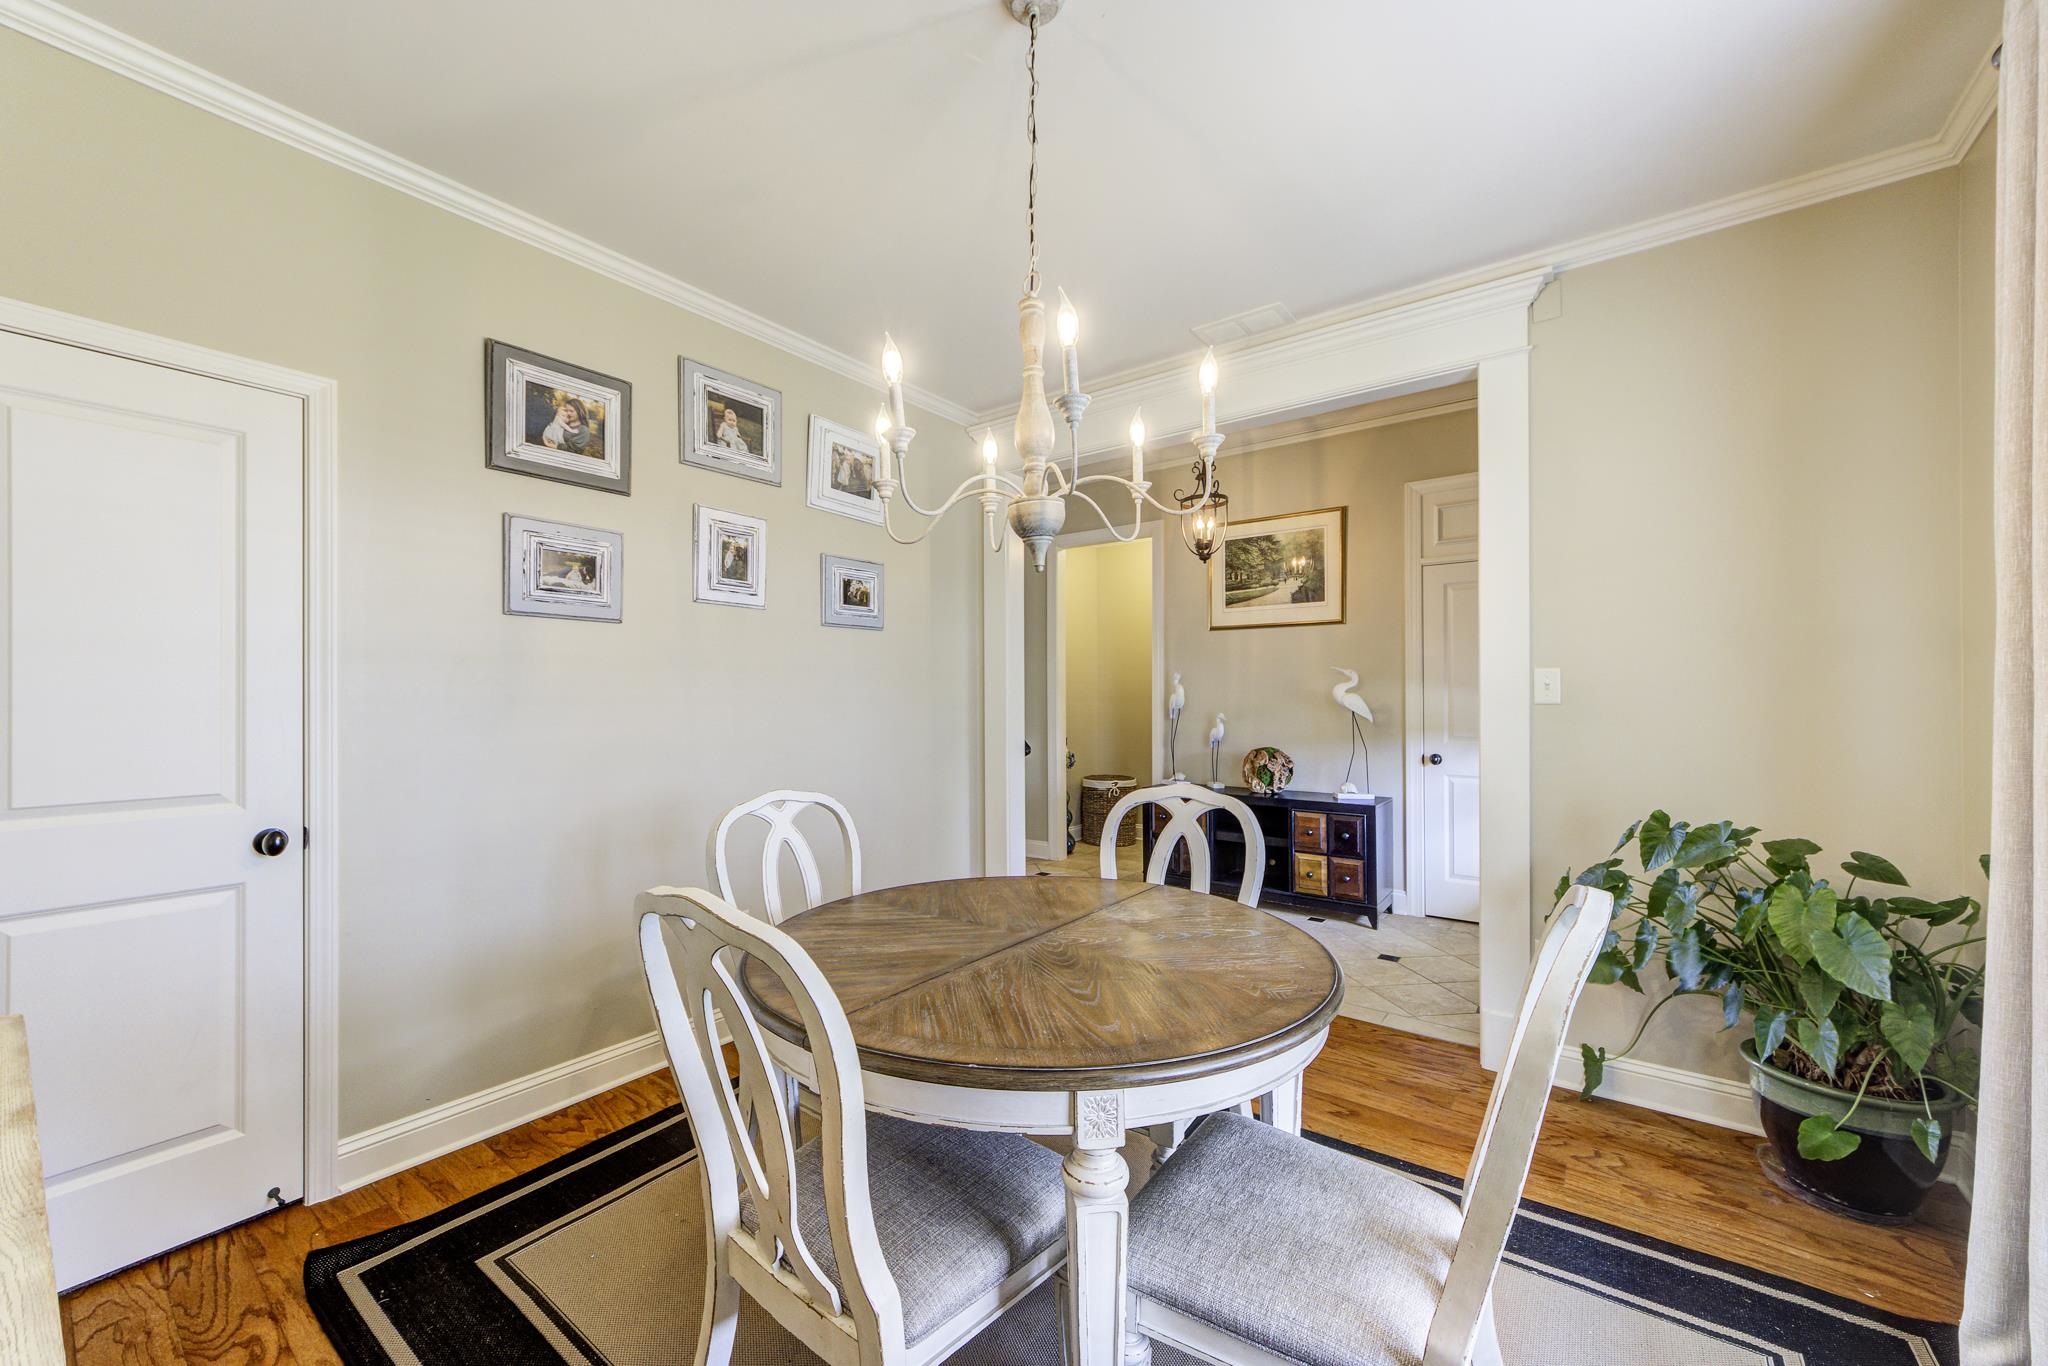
304, 1108, 1957, 1365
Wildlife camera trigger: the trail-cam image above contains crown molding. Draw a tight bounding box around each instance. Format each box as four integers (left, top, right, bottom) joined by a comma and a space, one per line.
0, 0, 976, 428
972, 43, 2001, 429
5, 0, 1993, 439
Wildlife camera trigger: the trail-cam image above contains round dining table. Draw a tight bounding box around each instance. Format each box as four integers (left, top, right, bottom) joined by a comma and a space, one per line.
740, 874, 1342, 1366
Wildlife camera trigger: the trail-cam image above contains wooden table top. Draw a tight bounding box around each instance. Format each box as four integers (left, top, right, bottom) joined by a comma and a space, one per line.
740, 876, 1343, 1091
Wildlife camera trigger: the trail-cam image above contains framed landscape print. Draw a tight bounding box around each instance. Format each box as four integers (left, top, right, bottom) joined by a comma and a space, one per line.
485, 340, 631, 495
681, 358, 781, 485
694, 504, 767, 609
807, 415, 885, 524
820, 554, 883, 629
503, 514, 623, 622
1209, 505, 1347, 630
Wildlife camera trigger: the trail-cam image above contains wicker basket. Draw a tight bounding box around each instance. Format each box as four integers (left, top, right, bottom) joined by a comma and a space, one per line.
1078, 774, 1139, 847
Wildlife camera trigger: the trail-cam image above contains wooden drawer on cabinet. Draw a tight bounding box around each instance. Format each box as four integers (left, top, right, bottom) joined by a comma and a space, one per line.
1293, 811, 1328, 853
1330, 814, 1365, 859
1294, 853, 1329, 896
1330, 857, 1367, 903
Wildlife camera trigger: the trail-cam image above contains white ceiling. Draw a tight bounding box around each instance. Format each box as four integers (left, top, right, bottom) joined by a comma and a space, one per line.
47, 1, 1998, 413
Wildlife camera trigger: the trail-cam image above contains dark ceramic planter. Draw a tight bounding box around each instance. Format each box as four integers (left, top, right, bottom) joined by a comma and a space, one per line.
1741, 1041, 1961, 1221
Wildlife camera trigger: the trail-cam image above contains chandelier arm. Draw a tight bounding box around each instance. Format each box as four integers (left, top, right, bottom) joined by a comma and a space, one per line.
1062, 487, 1145, 543
1072, 470, 1215, 518
890, 454, 1024, 518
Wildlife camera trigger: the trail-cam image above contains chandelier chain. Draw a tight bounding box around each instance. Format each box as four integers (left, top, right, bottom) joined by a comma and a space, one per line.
1025, 5, 1039, 296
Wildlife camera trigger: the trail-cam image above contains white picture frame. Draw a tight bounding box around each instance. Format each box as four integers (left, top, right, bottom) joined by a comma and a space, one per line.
681, 358, 781, 485
503, 514, 623, 622
695, 504, 768, 609
806, 416, 885, 525
821, 554, 883, 630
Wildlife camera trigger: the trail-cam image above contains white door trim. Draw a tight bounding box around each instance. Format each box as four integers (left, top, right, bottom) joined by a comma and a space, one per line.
0, 295, 343, 1202
1401, 473, 1479, 920
1042, 526, 1168, 853
983, 269, 1548, 1069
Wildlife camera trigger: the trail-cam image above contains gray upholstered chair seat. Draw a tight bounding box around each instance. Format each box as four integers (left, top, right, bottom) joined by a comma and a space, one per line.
740, 1111, 1067, 1346
1130, 1112, 1463, 1366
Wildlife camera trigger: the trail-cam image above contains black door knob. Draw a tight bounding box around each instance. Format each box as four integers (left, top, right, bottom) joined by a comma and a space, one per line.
252, 828, 291, 857
1425, 753, 1444, 766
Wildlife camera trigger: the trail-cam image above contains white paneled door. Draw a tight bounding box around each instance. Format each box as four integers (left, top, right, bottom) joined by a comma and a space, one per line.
1419, 558, 1480, 923
0, 330, 305, 1288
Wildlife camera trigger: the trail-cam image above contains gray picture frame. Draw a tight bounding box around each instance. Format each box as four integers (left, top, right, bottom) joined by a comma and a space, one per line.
503, 514, 624, 622
485, 340, 632, 495
681, 357, 782, 485
821, 554, 883, 630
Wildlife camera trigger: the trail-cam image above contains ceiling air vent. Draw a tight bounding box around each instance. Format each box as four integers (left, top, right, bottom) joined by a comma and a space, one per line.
1191, 303, 1295, 347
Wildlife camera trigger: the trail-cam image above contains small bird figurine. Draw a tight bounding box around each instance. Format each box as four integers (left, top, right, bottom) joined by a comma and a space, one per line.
1207, 712, 1227, 790
1331, 667, 1375, 798
1168, 673, 1186, 720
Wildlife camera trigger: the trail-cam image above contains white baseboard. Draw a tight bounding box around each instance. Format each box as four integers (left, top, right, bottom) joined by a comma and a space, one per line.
1025, 839, 1057, 861
1551, 1046, 1762, 1135
333, 1031, 669, 1193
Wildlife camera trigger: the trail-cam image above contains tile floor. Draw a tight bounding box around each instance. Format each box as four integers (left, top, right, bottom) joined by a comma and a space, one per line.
1027, 841, 1482, 1048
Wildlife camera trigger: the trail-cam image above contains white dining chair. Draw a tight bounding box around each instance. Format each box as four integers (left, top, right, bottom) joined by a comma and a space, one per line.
1098, 780, 1267, 907
1120, 884, 1616, 1366
712, 789, 863, 925
638, 887, 1069, 1366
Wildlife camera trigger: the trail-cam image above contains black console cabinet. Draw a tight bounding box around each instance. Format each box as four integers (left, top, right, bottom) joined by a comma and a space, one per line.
1138, 787, 1393, 926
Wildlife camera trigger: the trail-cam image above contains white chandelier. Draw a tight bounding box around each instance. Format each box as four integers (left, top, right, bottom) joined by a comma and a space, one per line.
870, 0, 1227, 572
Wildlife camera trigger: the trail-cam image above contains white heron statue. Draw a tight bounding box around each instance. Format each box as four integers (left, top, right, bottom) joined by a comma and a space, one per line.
1331, 667, 1376, 800
1167, 672, 1187, 780
1206, 712, 1227, 790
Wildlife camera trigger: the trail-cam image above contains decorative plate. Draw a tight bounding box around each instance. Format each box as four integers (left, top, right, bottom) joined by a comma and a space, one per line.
1242, 746, 1294, 795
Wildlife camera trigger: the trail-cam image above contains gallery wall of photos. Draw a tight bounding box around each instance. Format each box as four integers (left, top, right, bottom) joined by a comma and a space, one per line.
485, 338, 885, 631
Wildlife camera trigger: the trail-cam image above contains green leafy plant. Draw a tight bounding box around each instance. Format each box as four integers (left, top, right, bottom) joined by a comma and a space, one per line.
1560, 814, 1983, 1163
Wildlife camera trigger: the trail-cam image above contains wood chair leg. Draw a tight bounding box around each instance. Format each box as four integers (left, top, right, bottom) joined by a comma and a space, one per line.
1144, 1120, 1189, 1171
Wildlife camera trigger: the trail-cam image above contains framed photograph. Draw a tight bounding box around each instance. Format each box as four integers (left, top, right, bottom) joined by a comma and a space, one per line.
694, 504, 767, 609
1209, 506, 1347, 630
681, 358, 781, 485
807, 416, 885, 525
503, 514, 623, 622
485, 340, 631, 495
820, 554, 884, 630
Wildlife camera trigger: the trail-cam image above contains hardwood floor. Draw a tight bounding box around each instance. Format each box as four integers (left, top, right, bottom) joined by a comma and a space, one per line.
59, 1018, 1966, 1363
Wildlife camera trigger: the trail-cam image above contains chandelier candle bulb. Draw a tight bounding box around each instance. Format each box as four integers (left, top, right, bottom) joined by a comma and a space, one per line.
881, 333, 907, 428
1056, 288, 1081, 396
1198, 348, 1219, 436
1130, 410, 1146, 484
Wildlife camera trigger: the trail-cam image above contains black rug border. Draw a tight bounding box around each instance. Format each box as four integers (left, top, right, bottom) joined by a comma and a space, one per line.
304, 1105, 693, 1366
303, 1106, 1958, 1366
1305, 1128, 1959, 1363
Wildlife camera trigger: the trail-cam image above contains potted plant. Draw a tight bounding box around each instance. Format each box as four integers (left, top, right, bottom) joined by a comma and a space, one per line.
1560, 813, 1982, 1220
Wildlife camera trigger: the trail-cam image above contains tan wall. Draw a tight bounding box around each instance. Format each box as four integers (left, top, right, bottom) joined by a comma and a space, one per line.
1160, 413, 1477, 887
1061, 540, 1154, 799
1957, 121, 1996, 886
0, 29, 983, 1134
1530, 160, 1990, 1077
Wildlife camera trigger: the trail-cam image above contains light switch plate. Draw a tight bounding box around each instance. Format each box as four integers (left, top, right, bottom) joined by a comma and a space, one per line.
1533, 667, 1562, 704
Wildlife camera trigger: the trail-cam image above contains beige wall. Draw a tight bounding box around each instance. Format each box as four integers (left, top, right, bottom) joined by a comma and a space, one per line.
0, 29, 983, 1134
1161, 413, 1476, 887
1530, 153, 1993, 1077
1061, 540, 1154, 797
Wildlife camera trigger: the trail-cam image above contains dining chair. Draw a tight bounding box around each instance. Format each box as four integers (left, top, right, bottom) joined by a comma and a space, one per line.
1098, 780, 1266, 907
1121, 884, 1616, 1366
638, 887, 1069, 1366
712, 789, 863, 925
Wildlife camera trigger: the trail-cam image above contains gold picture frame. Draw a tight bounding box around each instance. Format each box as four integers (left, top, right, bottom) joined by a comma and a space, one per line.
1208, 506, 1347, 630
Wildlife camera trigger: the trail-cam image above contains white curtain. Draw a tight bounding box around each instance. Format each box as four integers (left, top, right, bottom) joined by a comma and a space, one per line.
1964, 5, 2048, 1360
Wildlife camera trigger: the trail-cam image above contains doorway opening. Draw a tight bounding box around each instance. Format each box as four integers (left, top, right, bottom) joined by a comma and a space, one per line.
1026, 529, 1164, 879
